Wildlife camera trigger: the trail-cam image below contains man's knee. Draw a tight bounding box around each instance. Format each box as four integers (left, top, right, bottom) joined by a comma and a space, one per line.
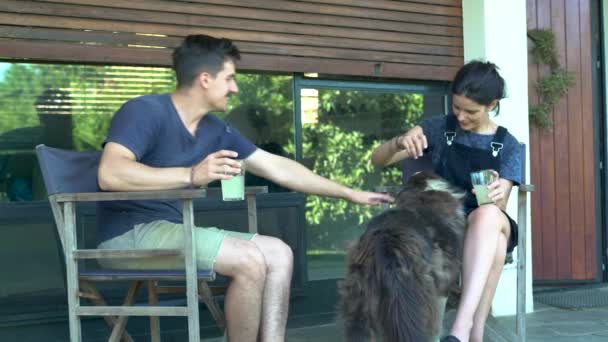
232, 243, 267, 283
272, 239, 293, 270
255, 236, 294, 270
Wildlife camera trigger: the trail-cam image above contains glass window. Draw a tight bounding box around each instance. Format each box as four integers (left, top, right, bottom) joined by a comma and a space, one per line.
217, 73, 294, 192
297, 82, 447, 280
0, 63, 176, 202
0, 64, 294, 201
0, 62, 294, 319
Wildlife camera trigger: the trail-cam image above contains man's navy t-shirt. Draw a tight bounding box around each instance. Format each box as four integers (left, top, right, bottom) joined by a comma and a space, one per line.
97, 94, 257, 244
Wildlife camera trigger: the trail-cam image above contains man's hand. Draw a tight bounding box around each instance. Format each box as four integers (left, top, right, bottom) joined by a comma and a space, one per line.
345, 189, 395, 205
191, 150, 242, 187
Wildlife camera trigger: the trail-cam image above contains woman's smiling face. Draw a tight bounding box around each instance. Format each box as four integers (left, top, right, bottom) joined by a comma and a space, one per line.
451, 94, 497, 133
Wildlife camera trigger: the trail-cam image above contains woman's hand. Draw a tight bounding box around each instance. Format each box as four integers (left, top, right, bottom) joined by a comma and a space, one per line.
486, 170, 513, 210
395, 126, 427, 159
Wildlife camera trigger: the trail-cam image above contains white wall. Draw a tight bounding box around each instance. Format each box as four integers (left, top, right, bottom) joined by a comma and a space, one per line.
462, 0, 533, 315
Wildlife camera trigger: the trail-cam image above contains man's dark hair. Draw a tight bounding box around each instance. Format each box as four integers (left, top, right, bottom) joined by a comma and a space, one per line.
451, 60, 506, 114
172, 34, 241, 88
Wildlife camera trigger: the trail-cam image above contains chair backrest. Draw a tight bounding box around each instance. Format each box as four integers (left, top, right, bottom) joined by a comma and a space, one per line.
35, 144, 101, 195
518, 143, 527, 185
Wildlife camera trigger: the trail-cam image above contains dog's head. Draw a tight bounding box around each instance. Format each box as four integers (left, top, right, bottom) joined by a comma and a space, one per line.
396, 170, 465, 209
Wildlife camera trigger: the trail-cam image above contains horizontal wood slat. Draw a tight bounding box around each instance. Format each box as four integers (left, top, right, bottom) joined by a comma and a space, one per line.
1, 39, 459, 81
52, 188, 207, 202
0, 24, 464, 57
1, 1, 462, 46
0, 0, 463, 81
0, 26, 462, 66
79, 274, 214, 281
299, 0, 462, 16
519, 184, 535, 193
35, 0, 463, 36
402, 0, 461, 5
76, 306, 188, 316
88, 0, 463, 26
74, 249, 182, 259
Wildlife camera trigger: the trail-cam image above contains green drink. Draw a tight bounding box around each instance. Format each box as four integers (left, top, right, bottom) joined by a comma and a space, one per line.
221, 174, 244, 201
473, 185, 492, 205
221, 161, 245, 201
470, 169, 495, 205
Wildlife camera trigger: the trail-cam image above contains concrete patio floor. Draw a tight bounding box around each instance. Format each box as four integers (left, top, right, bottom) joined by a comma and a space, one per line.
202, 297, 608, 342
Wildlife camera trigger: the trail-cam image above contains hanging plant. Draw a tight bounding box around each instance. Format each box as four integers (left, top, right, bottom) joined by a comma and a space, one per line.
527, 29, 576, 130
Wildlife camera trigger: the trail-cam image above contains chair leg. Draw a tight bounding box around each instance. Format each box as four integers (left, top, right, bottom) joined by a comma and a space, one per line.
431, 296, 448, 342
148, 280, 161, 342
517, 189, 528, 342
79, 281, 134, 342
198, 281, 226, 332
67, 278, 82, 342
108, 281, 142, 342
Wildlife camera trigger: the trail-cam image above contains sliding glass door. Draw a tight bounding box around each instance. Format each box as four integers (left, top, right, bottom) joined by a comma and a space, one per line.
293, 76, 449, 280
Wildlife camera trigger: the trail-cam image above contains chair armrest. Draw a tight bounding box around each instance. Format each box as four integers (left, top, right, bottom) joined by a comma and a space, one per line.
205, 186, 269, 198
518, 184, 534, 192
374, 185, 402, 194
52, 188, 208, 203
74, 249, 182, 259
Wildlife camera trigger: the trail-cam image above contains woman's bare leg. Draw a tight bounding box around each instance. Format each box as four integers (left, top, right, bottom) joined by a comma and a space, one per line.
448, 206, 510, 341
469, 233, 508, 342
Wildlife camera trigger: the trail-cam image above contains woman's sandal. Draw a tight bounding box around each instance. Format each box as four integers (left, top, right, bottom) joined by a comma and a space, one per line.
440, 335, 461, 342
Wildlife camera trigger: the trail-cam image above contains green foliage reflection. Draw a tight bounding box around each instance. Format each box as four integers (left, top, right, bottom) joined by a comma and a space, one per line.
0, 64, 424, 254
303, 89, 423, 251
0, 64, 175, 151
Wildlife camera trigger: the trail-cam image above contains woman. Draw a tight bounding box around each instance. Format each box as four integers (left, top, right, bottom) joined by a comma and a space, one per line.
371, 60, 522, 342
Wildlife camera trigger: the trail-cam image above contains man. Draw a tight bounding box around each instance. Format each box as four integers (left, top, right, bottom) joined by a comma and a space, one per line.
97, 34, 393, 342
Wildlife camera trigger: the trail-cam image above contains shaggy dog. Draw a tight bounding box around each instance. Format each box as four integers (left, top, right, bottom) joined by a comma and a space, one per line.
339, 171, 466, 342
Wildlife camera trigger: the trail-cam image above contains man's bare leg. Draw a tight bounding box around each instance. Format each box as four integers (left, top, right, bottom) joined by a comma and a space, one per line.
252, 235, 294, 342
214, 236, 268, 342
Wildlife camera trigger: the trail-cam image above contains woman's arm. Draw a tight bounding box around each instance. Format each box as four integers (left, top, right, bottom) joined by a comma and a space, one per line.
371, 125, 428, 167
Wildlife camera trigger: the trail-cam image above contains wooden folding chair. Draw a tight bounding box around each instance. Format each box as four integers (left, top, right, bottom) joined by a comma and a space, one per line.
375, 143, 533, 342
35, 144, 267, 342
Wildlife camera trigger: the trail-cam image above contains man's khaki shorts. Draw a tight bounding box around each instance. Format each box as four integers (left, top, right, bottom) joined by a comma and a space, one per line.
97, 220, 256, 271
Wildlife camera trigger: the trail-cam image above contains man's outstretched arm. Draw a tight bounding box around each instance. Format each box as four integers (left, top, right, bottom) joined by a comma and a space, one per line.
244, 149, 393, 205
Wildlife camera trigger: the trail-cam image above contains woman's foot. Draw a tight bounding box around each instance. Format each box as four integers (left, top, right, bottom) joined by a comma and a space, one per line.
440, 335, 461, 342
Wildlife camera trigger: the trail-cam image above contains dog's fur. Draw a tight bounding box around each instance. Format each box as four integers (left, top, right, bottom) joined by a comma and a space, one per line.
339, 171, 466, 342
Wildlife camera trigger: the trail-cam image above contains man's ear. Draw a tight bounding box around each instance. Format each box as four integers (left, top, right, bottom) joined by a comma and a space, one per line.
197, 72, 211, 89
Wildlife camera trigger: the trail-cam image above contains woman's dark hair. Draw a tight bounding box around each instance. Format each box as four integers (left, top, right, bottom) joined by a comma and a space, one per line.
172, 34, 241, 88
451, 60, 506, 114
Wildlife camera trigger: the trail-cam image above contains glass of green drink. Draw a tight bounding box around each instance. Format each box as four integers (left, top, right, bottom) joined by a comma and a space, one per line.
470, 169, 496, 205
221, 160, 245, 201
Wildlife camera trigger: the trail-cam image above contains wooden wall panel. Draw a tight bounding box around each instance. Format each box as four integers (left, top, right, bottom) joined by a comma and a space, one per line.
528, 0, 599, 282
0, 0, 464, 81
